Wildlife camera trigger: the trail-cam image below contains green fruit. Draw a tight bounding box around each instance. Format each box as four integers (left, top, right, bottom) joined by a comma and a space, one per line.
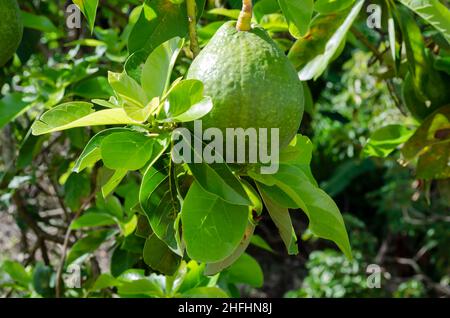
187, 21, 304, 151
0, 0, 23, 67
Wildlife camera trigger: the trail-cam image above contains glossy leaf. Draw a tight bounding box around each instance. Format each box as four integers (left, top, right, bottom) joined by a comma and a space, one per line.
0, 93, 30, 129
288, 0, 364, 80
402, 106, 450, 160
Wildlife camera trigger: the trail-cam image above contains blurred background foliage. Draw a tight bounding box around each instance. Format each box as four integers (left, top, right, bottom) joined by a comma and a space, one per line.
0, 0, 449, 298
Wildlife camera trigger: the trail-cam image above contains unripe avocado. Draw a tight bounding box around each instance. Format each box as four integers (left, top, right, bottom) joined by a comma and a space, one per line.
0, 0, 23, 67
187, 21, 304, 150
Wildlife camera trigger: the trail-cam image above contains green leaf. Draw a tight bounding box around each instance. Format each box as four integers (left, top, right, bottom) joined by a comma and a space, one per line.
362, 124, 415, 158
417, 142, 450, 180
278, 134, 317, 185
0, 93, 30, 129
402, 106, 450, 180
110, 247, 141, 277
321, 159, 376, 197
159, 80, 213, 123
31, 102, 138, 135
117, 276, 165, 298
100, 131, 154, 171
102, 169, 128, 197
204, 222, 255, 275
73, 128, 134, 173
91, 273, 122, 291
128, 0, 188, 55
143, 233, 181, 275
278, 0, 314, 36
402, 106, 450, 160
254, 165, 352, 259
2, 260, 31, 287
314, 0, 355, 14
70, 212, 117, 230
141, 37, 184, 99
396, 7, 449, 115
254, 0, 281, 22
66, 229, 115, 265
250, 235, 274, 253
226, 253, 264, 288
258, 184, 298, 255
64, 173, 91, 211
140, 165, 179, 251
73, 0, 99, 33
207, 8, 241, 19
288, 0, 364, 80
260, 13, 289, 32
108, 72, 154, 122
21, 11, 59, 33
178, 133, 251, 206
399, 0, 450, 43
181, 181, 249, 263
72, 76, 113, 100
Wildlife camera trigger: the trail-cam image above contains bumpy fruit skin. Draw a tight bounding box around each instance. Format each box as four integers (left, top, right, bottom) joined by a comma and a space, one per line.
0, 0, 23, 67
187, 21, 304, 150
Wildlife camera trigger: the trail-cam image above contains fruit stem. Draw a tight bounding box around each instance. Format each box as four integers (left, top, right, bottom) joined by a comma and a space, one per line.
236, 0, 253, 31
186, 0, 200, 57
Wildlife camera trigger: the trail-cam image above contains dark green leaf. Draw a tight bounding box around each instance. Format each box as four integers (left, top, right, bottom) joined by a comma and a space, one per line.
100, 131, 154, 171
